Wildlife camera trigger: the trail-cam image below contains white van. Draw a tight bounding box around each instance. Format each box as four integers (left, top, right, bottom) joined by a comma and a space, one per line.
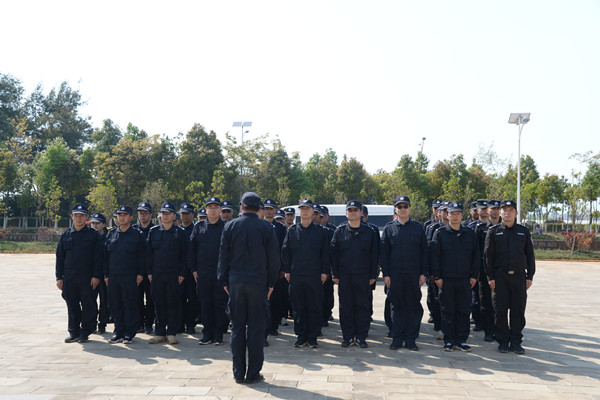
289, 204, 395, 233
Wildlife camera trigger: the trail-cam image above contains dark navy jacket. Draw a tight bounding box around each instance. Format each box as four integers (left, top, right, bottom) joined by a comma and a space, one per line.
330, 222, 379, 279
145, 224, 188, 277
218, 213, 280, 288
133, 222, 155, 241
281, 222, 330, 276
270, 219, 287, 253
484, 222, 535, 281
430, 224, 480, 280
104, 226, 145, 277
55, 225, 103, 281
380, 218, 429, 277
189, 218, 225, 278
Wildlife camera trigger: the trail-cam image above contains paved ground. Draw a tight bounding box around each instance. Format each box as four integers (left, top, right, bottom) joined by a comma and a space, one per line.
0, 255, 599, 399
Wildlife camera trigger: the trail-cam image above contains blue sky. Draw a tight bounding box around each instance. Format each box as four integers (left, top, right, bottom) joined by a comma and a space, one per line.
2, 0, 599, 179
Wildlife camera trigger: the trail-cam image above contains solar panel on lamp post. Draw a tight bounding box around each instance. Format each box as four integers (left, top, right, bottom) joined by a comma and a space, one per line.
508, 113, 531, 221
232, 121, 252, 144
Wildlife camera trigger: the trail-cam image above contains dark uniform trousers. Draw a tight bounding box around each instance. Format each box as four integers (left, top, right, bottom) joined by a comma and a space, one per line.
471, 281, 482, 328
138, 277, 154, 329
479, 274, 495, 335
268, 276, 287, 331
152, 273, 183, 336
181, 270, 199, 331
493, 270, 527, 344
439, 278, 471, 345
388, 272, 423, 343
229, 282, 269, 382
97, 279, 110, 328
197, 276, 229, 341
62, 278, 98, 338
338, 272, 371, 341
383, 285, 392, 332
426, 280, 442, 331
108, 274, 140, 338
290, 275, 323, 341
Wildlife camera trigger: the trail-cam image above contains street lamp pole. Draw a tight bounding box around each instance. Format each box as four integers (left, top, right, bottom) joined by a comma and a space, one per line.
232, 121, 252, 144
508, 113, 531, 220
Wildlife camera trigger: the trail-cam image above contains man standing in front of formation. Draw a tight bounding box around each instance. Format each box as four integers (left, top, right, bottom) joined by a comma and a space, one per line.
56, 204, 103, 343
218, 192, 280, 384
380, 196, 428, 351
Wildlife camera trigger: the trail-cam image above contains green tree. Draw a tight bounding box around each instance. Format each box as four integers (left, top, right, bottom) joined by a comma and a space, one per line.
305, 149, 339, 203
336, 156, 368, 202
0, 144, 18, 228
0, 73, 24, 142
86, 183, 118, 218
91, 119, 123, 154
183, 181, 206, 211
45, 176, 63, 229
124, 123, 147, 141
210, 169, 227, 200
582, 161, 600, 230
141, 179, 172, 214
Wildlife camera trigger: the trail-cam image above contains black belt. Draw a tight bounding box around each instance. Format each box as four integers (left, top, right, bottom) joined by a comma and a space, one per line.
496, 268, 523, 275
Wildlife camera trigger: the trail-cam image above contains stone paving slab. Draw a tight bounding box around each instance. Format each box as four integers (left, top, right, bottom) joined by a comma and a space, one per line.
1, 255, 599, 399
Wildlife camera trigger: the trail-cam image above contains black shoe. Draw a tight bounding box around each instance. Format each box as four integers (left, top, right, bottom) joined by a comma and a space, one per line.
470, 318, 475, 324
357, 339, 368, 348
308, 340, 319, 348
456, 342, 471, 352
266, 328, 279, 336
405, 342, 419, 351
328, 315, 334, 321
264, 340, 269, 347
213, 339, 224, 346
97, 325, 106, 334
198, 337, 213, 345
122, 337, 133, 344
185, 327, 196, 334
484, 333, 494, 342
245, 374, 265, 384
78, 336, 89, 343
137, 326, 145, 333
427, 316, 434, 323
321, 321, 329, 327
498, 342, 510, 353
235, 377, 245, 384
389, 340, 402, 350
294, 339, 307, 348
386, 331, 392, 338
473, 325, 483, 332
145, 326, 154, 334
443, 343, 454, 352
108, 335, 123, 344
510, 342, 525, 354
341, 340, 351, 348
64, 335, 79, 343
317, 331, 323, 337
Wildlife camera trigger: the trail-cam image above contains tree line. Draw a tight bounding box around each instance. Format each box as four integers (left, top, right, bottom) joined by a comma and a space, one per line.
1, 72, 599, 230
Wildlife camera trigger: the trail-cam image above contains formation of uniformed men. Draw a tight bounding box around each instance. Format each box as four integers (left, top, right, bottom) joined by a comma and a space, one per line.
56, 192, 535, 383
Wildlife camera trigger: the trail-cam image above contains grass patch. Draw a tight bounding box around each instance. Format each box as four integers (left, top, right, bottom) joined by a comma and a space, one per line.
0, 241, 57, 253
535, 249, 600, 260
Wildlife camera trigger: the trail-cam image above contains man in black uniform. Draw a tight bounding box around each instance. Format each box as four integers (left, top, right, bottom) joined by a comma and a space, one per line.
484, 200, 535, 354
281, 199, 330, 348
424, 199, 442, 230
431, 202, 479, 352
197, 208, 207, 222
283, 207, 296, 228
146, 202, 188, 345
105, 206, 145, 344
469, 199, 490, 332
275, 209, 285, 224
316, 205, 335, 326
56, 204, 103, 343
462, 202, 479, 228
474, 199, 501, 341
380, 196, 428, 351
179, 202, 199, 334
361, 205, 380, 324
331, 200, 379, 348
90, 212, 109, 334
218, 192, 280, 384
426, 200, 449, 340
133, 202, 155, 334
263, 198, 287, 337
190, 196, 228, 345
221, 200, 234, 222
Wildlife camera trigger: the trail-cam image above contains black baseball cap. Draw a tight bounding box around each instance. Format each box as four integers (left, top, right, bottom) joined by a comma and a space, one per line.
160, 202, 176, 213
137, 202, 152, 212
116, 205, 133, 215
447, 202, 464, 213
470, 202, 478, 211
90, 213, 106, 223
346, 200, 362, 210
488, 200, 501, 208
432, 199, 442, 209
275, 209, 285, 219
241, 192, 261, 207
264, 198, 278, 209
476, 199, 489, 209
221, 200, 233, 210
205, 197, 221, 207
500, 200, 517, 209
362, 205, 369, 217
197, 208, 207, 217
394, 196, 411, 206
283, 207, 295, 214
72, 204, 89, 215
298, 198, 314, 209
179, 202, 195, 214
